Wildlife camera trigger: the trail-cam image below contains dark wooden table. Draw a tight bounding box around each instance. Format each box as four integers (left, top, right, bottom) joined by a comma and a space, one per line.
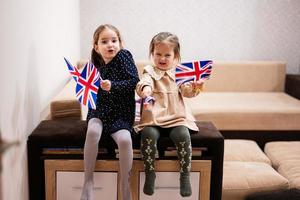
27, 119, 224, 200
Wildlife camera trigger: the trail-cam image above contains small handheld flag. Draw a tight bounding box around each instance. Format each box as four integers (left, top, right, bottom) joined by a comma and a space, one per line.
64, 58, 101, 109
143, 96, 155, 111
64, 57, 81, 82
175, 60, 213, 85
75, 61, 101, 109
144, 96, 155, 105
134, 95, 155, 122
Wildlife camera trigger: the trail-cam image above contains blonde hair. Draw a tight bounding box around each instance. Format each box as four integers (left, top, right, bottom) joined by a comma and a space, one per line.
149, 32, 181, 62
91, 24, 124, 66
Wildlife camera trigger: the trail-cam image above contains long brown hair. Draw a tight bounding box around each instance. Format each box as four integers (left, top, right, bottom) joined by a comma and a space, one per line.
149, 32, 181, 62
91, 24, 124, 66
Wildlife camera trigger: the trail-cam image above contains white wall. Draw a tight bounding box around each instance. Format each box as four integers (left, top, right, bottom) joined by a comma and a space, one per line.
80, 0, 300, 74
0, 0, 80, 199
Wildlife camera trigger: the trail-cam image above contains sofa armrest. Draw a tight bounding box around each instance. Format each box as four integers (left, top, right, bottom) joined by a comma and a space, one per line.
285, 74, 300, 100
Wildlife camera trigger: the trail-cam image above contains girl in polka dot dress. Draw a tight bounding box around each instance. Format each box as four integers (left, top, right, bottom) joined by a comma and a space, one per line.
81, 24, 139, 200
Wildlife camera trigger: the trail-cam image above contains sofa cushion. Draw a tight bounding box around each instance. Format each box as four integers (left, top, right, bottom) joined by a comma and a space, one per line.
278, 160, 300, 189
50, 100, 81, 120
222, 161, 289, 200
205, 61, 286, 92
224, 139, 271, 164
264, 141, 300, 169
184, 92, 300, 130
50, 79, 88, 120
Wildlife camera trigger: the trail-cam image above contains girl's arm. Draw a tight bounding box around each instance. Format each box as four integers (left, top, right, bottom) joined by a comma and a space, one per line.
110, 70, 139, 93
110, 50, 140, 93
136, 73, 154, 98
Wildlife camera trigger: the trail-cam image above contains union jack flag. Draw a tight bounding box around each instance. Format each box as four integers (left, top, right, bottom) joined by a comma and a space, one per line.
64, 57, 81, 82
75, 61, 101, 109
175, 60, 213, 85
134, 95, 155, 122
134, 95, 142, 122
144, 96, 155, 105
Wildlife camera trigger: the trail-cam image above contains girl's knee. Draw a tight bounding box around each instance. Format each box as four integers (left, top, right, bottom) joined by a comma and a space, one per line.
170, 126, 191, 142
86, 128, 101, 141
114, 130, 132, 149
118, 136, 132, 149
141, 127, 159, 141
86, 118, 103, 141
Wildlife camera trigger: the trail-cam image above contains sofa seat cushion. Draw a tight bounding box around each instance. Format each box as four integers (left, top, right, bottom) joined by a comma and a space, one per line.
264, 141, 300, 169
224, 139, 271, 164
222, 161, 289, 200
278, 160, 300, 189
184, 92, 300, 130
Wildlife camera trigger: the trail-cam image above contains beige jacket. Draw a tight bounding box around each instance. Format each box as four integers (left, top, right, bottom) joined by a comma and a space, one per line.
134, 65, 203, 133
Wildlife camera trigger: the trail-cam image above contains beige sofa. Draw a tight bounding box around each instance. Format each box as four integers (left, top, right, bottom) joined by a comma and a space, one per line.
223, 139, 290, 200
50, 61, 300, 133
183, 61, 300, 131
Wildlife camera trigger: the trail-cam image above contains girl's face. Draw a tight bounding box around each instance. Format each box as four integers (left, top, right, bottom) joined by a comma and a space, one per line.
152, 42, 177, 70
94, 28, 121, 64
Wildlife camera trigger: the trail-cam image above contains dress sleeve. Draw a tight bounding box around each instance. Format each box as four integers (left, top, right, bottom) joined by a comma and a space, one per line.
136, 72, 154, 97
110, 50, 140, 93
179, 82, 203, 98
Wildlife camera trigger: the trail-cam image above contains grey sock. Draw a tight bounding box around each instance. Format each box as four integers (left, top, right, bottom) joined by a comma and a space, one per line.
80, 181, 94, 200
111, 129, 133, 200
80, 118, 103, 200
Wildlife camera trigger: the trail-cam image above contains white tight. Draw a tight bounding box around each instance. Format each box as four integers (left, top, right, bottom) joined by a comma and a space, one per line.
80, 118, 133, 200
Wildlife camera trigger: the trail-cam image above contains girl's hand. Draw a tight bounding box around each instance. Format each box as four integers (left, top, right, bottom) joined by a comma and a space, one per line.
141, 85, 152, 98
143, 96, 155, 111
191, 80, 204, 93
101, 80, 111, 92
182, 81, 193, 91
192, 80, 204, 88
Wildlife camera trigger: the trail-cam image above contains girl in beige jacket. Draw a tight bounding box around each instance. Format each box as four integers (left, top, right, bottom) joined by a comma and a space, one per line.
135, 32, 203, 197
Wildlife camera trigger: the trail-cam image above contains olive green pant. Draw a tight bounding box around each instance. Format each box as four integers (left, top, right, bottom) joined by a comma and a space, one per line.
141, 126, 192, 196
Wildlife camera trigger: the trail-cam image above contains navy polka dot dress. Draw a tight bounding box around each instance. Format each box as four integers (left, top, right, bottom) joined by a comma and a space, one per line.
87, 49, 139, 135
